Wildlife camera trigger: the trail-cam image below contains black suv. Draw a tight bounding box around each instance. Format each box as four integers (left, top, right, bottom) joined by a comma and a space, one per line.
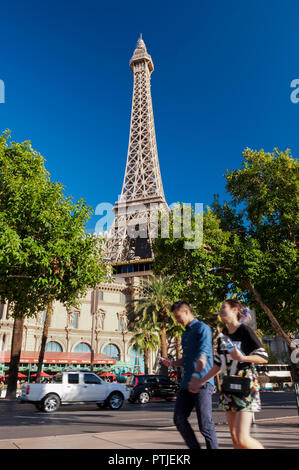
126, 375, 179, 404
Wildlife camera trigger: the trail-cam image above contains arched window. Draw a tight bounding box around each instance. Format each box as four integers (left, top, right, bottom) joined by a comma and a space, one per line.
74, 342, 91, 353
129, 347, 145, 373
103, 344, 120, 361
45, 341, 63, 352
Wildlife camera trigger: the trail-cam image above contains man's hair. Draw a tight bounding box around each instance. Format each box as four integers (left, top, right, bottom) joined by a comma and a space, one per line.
171, 301, 191, 313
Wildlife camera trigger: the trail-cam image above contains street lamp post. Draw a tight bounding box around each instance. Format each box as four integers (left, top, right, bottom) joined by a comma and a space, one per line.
90, 287, 98, 372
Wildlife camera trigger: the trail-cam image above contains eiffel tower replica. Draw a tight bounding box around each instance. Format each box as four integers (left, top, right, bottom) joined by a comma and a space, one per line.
106, 35, 169, 278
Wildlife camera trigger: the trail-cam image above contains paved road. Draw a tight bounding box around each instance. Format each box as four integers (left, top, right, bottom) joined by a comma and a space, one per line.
0, 392, 297, 440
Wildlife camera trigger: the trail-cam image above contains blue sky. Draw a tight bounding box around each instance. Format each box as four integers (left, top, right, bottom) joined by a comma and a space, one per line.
0, 0, 299, 232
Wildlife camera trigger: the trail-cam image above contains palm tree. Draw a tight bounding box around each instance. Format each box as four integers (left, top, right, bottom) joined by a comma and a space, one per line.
128, 275, 173, 375
129, 320, 161, 374
167, 316, 185, 382
167, 316, 184, 361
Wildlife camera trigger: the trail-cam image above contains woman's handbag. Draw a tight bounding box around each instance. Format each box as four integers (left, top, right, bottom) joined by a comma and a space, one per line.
219, 334, 252, 397
222, 375, 251, 397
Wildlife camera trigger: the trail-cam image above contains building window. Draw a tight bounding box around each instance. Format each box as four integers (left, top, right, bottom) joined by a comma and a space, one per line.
113, 263, 153, 275
103, 344, 120, 361
0, 304, 4, 320
129, 347, 145, 373
1, 334, 6, 351
119, 314, 127, 332
45, 341, 63, 352
42, 311, 47, 326
73, 312, 79, 329
98, 291, 103, 302
67, 310, 79, 329
120, 293, 126, 304
74, 342, 91, 353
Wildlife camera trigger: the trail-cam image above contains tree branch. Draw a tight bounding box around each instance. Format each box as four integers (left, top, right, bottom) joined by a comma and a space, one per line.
207, 267, 232, 273
243, 280, 294, 348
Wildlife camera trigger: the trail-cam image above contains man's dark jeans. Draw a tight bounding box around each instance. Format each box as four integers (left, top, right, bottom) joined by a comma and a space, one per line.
174, 383, 218, 449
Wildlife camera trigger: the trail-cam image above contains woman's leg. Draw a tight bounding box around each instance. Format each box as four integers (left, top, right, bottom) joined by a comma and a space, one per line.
224, 410, 239, 449
235, 411, 264, 449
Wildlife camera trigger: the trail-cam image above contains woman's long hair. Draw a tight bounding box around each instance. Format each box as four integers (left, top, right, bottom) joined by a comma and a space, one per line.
224, 299, 251, 324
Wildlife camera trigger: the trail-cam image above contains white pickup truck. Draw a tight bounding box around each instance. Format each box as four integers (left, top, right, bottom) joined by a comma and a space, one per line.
20, 370, 130, 413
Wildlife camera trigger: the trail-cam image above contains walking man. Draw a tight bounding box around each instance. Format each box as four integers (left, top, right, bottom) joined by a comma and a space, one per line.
161, 301, 218, 449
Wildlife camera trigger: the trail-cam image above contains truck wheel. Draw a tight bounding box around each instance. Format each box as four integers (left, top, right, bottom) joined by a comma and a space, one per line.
107, 392, 124, 410
41, 394, 61, 413
138, 392, 150, 404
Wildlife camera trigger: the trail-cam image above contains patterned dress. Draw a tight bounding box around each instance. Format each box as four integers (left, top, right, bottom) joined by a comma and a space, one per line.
214, 324, 268, 412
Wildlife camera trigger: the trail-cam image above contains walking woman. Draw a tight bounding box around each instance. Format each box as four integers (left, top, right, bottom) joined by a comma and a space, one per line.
188, 299, 268, 449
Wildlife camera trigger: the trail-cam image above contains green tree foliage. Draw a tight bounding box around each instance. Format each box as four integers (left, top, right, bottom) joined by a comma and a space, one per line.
0, 132, 111, 397
153, 204, 231, 327
153, 149, 298, 355
221, 148, 298, 335
0, 131, 110, 317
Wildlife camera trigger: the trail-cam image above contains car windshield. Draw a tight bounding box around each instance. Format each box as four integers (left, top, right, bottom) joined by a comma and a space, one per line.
126, 376, 134, 385
126, 375, 145, 385
52, 373, 63, 383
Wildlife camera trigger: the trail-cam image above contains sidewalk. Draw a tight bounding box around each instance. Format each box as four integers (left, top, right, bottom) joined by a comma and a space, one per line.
0, 416, 297, 449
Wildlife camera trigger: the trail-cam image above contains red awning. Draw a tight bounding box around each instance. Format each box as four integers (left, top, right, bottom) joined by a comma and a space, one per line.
99, 372, 117, 378
5, 372, 27, 378
0, 351, 116, 365
30, 372, 53, 377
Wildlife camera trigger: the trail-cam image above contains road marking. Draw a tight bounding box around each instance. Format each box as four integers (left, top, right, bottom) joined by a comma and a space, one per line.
262, 402, 296, 405
15, 416, 43, 419
157, 415, 298, 430
157, 425, 176, 430
255, 415, 298, 422
119, 417, 172, 422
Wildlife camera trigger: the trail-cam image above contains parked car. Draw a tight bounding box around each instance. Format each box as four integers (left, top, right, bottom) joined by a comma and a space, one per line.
20, 370, 130, 413
126, 375, 179, 404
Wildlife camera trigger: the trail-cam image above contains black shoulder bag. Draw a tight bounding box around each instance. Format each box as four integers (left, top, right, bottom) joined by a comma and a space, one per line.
222, 374, 251, 397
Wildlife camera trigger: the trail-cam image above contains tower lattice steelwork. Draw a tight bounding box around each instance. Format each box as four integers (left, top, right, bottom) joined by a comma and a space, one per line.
106, 35, 168, 265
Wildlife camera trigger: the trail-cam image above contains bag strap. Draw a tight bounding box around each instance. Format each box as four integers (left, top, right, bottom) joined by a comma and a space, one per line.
220, 353, 227, 375
230, 360, 239, 376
